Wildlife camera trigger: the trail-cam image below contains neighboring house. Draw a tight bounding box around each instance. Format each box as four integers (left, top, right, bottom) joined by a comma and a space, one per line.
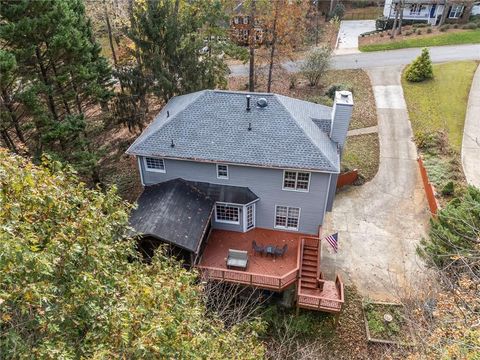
229, 1, 264, 45
383, 0, 476, 25
126, 90, 353, 313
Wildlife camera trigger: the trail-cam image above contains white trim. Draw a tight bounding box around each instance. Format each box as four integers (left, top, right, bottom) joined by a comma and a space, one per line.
216, 163, 229, 179
143, 156, 166, 173
244, 203, 255, 232
273, 205, 301, 231
281, 170, 311, 192
125, 154, 340, 174
137, 157, 145, 187
215, 203, 241, 225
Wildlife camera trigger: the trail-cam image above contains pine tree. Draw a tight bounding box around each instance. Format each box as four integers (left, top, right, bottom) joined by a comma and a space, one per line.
0, 0, 112, 180
405, 48, 434, 82
128, 0, 234, 102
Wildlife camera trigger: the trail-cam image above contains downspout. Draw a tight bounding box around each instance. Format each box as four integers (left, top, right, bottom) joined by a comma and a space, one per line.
137, 156, 145, 187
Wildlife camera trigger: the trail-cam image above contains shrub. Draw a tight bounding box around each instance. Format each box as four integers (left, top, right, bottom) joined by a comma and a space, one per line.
427, 27, 432, 33
380, 32, 384, 37
418, 186, 480, 277
325, 83, 353, 100
329, 2, 346, 20
441, 181, 455, 196
453, 23, 459, 29
414, 23, 429, 28
439, 24, 450, 32
405, 48, 434, 82
405, 30, 413, 36
463, 22, 477, 30
300, 46, 332, 87
417, 29, 422, 35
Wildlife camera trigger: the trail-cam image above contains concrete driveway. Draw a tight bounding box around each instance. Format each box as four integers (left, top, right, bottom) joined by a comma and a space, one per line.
335, 20, 376, 55
321, 66, 431, 300
461, 64, 480, 188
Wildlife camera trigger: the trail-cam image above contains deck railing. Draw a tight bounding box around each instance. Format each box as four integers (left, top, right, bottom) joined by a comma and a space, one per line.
297, 275, 344, 313
197, 242, 302, 291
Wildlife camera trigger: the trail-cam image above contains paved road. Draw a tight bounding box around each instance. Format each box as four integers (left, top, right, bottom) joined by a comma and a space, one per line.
229, 44, 480, 75
321, 66, 431, 300
461, 64, 480, 188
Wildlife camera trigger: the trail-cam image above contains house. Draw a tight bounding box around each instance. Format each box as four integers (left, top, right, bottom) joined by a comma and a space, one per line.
383, 0, 476, 25
229, 1, 264, 45
126, 90, 353, 313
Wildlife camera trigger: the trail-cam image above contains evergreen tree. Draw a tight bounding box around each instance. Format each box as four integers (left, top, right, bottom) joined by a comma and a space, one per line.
128, 0, 234, 102
405, 48, 434, 82
0, 149, 264, 358
0, 0, 112, 180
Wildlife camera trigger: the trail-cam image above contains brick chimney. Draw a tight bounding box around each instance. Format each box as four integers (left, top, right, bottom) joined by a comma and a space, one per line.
330, 91, 353, 149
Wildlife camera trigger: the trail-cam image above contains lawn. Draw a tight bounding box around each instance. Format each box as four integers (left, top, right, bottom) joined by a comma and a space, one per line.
342, 133, 379, 182
360, 29, 480, 52
402, 61, 478, 152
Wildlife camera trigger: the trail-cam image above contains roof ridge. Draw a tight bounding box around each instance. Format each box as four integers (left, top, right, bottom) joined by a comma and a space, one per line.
273, 94, 338, 171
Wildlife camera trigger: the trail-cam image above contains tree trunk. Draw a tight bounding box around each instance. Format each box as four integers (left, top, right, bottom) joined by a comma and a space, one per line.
50, 60, 72, 116
397, 0, 405, 35
439, 1, 449, 26
267, 1, 280, 93
35, 46, 59, 122
390, 2, 400, 39
248, 0, 256, 92
0, 130, 18, 153
104, 0, 118, 67
1, 88, 26, 144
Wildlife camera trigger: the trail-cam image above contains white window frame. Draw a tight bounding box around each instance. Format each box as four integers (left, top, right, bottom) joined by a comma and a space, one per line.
282, 170, 311, 192
244, 203, 255, 231
243, 16, 249, 24
144, 157, 166, 173
409, 4, 422, 15
449, 4, 464, 18
274, 205, 300, 231
215, 203, 240, 225
216, 164, 229, 179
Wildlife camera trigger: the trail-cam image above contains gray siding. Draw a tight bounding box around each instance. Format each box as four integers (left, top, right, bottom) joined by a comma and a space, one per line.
139, 157, 332, 235
326, 174, 338, 212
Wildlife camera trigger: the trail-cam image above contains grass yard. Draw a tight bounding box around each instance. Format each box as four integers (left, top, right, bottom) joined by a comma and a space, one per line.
402, 61, 478, 152
342, 133, 379, 182
360, 29, 480, 52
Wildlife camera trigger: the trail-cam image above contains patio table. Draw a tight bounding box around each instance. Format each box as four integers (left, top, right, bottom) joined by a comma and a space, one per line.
265, 245, 275, 257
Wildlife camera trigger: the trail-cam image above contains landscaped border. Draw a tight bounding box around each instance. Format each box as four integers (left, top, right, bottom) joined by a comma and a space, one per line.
362, 300, 415, 346
360, 29, 480, 52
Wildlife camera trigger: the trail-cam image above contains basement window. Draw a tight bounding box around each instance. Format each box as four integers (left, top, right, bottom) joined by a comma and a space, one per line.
283, 171, 310, 191
144, 157, 165, 172
275, 206, 300, 231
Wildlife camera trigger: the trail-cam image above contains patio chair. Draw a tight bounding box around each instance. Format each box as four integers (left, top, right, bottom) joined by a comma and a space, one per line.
274, 244, 288, 258
226, 249, 248, 270
252, 240, 265, 256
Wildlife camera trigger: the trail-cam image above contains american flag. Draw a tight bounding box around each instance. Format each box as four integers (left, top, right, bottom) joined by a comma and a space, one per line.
324, 233, 338, 253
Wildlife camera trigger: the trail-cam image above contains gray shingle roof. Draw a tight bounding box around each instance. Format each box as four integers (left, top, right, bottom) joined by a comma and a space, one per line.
126, 90, 340, 172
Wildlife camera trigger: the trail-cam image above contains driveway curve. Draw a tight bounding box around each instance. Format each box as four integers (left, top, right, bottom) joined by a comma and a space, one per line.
321, 66, 431, 300
461, 64, 480, 188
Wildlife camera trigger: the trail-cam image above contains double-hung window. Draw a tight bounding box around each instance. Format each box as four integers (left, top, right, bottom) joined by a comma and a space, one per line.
283, 171, 310, 191
216, 164, 229, 179
409, 4, 422, 15
275, 206, 300, 230
449, 4, 464, 18
144, 157, 165, 172
215, 204, 240, 224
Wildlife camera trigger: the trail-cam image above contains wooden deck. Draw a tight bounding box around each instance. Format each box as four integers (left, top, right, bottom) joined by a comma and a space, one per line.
198, 228, 303, 291
197, 228, 345, 313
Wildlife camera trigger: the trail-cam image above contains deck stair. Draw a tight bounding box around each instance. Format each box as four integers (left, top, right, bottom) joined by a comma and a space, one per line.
296, 237, 345, 313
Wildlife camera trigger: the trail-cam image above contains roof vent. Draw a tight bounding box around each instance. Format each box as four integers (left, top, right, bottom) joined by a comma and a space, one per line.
246, 95, 251, 111
257, 98, 268, 108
